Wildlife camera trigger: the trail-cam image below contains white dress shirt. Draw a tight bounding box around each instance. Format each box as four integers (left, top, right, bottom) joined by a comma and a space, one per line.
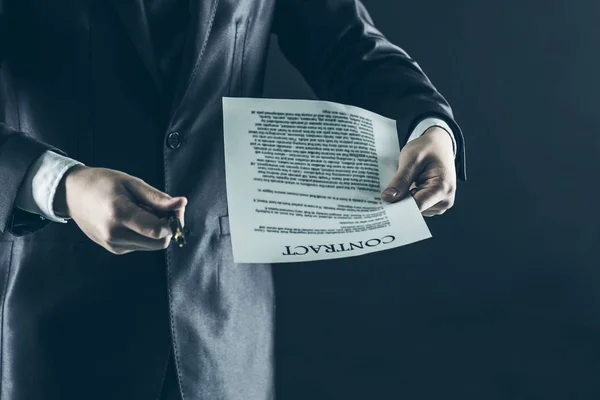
14, 117, 456, 222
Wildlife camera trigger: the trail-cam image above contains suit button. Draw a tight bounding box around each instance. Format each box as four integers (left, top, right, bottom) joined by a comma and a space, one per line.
167, 132, 181, 149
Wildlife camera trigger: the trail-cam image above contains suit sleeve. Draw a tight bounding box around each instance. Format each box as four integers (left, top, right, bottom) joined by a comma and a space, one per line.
0, 6, 71, 236
271, 0, 466, 180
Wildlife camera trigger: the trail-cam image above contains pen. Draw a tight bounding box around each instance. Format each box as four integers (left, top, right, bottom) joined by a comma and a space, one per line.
169, 212, 186, 247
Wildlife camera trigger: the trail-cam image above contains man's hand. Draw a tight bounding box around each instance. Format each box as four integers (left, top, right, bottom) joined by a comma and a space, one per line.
381, 127, 456, 217
54, 165, 187, 255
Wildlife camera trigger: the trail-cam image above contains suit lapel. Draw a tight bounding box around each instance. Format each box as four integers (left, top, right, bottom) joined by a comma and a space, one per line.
169, 0, 221, 118
111, 0, 164, 93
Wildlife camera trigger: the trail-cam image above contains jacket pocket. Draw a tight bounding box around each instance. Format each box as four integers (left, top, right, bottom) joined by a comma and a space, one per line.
0, 240, 13, 394
228, 17, 250, 97
219, 215, 230, 237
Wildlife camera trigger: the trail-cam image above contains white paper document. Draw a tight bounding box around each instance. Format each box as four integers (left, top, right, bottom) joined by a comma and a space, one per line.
222, 97, 431, 264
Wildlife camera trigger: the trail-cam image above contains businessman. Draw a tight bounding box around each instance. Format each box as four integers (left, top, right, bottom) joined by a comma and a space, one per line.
0, 0, 466, 399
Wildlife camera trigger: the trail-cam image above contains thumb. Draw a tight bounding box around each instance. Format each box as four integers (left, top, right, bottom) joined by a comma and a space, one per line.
381, 154, 420, 203
126, 179, 188, 211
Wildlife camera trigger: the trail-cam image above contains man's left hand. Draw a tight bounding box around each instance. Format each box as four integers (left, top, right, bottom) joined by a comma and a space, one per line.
381, 127, 457, 217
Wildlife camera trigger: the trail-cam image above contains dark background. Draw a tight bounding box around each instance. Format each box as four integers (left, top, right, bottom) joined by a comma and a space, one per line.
264, 1, 600, 399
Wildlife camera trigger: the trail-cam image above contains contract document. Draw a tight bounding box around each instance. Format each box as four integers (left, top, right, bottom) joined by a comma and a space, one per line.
222, 97, 431, 264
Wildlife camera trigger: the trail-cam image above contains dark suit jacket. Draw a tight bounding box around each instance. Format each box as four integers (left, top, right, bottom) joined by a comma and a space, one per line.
0, 0, 466, 399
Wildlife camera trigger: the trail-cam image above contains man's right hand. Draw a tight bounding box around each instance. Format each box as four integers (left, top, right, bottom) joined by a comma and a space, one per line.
53, 165, 187, 255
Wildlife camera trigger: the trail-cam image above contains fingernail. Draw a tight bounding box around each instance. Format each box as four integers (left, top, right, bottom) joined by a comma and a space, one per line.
382, 188, 398, 198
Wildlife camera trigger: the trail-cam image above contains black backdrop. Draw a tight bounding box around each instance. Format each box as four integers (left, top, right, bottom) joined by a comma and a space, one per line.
264, 1, 600, 399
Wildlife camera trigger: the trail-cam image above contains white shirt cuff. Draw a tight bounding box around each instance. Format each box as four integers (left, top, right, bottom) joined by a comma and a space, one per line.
14, 150, 84, 223
405, 117, 457, 158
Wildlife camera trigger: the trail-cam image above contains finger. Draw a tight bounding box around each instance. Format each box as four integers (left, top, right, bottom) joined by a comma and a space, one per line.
427, 198, 454, 213
120, 202, 173, 240
411, 186, 448, 213
422, 209, 446, 217
139, 202, 186, 229
126, 178, 188, 211
110, 226, 173, 252
382, 151, 422, 203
